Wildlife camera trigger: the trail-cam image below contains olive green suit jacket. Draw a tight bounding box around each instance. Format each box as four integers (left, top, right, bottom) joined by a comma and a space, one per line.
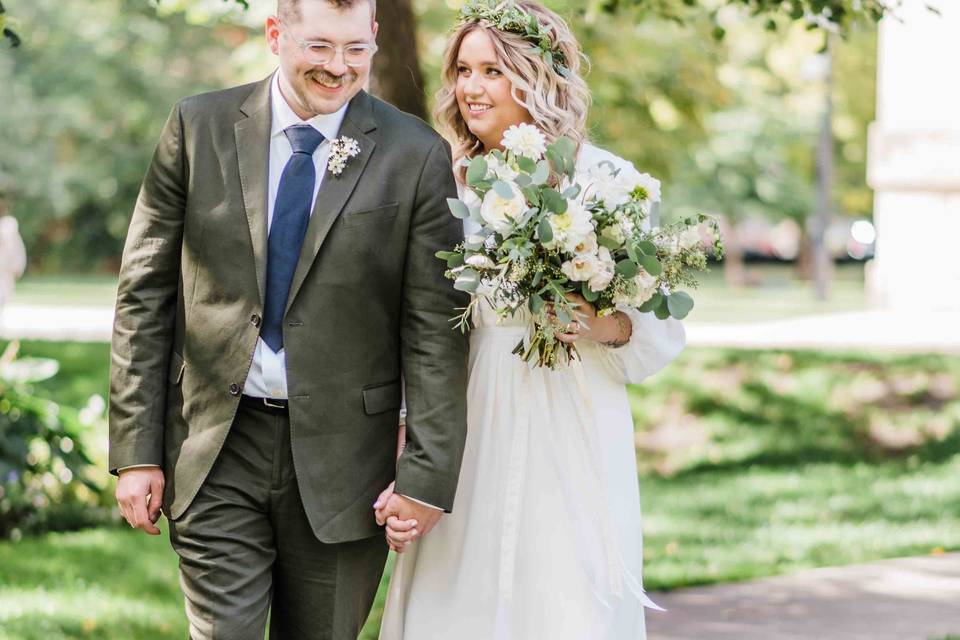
108, 76, 470, 543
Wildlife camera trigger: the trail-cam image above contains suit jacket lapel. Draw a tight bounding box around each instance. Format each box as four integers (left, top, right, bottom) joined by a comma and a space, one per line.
285, 91, 378, 314
235, 76, 273, 306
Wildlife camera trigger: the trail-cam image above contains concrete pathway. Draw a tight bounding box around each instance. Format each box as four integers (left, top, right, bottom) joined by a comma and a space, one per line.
4, 304, 960, 355
645, 554, 960, 640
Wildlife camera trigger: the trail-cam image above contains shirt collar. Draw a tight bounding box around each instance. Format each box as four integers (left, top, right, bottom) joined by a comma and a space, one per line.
270, 70, 349, 144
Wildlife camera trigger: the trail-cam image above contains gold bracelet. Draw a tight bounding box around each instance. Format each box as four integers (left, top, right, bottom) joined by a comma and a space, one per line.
600, 311, 630, 348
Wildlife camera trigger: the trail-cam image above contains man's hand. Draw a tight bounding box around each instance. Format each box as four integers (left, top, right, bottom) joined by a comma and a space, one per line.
116, 467, 165, 535
375, 492, 443, 553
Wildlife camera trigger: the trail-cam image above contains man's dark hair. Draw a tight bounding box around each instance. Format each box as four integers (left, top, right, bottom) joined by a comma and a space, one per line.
278, 0, 377, 24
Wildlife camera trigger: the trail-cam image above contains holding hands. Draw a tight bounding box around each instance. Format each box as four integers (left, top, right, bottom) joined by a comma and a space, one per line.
374, 483, 443, 553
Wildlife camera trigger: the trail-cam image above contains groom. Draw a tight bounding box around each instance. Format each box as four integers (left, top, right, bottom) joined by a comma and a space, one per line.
108, 0, 469, 637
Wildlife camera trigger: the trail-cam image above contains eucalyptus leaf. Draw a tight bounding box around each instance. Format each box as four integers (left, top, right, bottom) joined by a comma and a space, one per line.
517, 156, 536, 173
582, 282, 599, 302
467, 157, 488, 186
637, 240, 657, 255
493, 180, 515, 199
615, 260, 639, 278
562, 184, 581, 199
666, 291, 695, 319
599, 235, 621, 251
639, 255, 663, 276
454, 268, 480, 293
529, 293, 544, 315
531, 160, 550, 185
541, 188, 567, 215
638, 292, 663, 313
447, 198, 470, 220
538, 218, 554, 244
654, 299, 671, 319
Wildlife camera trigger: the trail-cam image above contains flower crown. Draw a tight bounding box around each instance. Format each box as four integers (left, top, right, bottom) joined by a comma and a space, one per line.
457, 0, 571, 78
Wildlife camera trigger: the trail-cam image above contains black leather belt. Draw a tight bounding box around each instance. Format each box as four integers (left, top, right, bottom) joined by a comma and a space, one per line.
240, 394, 289, 414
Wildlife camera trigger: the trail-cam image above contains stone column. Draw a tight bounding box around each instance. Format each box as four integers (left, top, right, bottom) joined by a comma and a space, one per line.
867, 0, 960, 311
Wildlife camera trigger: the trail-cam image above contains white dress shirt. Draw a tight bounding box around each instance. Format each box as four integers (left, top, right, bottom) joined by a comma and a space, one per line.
243, 71, 349, 399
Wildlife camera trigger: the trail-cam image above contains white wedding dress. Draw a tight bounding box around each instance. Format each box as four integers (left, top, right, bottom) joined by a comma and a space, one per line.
379, 144, 686, 640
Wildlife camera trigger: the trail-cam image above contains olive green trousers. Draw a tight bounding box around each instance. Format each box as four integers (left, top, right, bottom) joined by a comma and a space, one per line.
169, 402, 388, 639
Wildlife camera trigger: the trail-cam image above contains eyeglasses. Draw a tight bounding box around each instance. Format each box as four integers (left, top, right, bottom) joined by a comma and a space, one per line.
281, 23, 378, 67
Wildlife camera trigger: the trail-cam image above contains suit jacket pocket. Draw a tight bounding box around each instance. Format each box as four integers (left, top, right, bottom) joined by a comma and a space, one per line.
168, 352, 185, 386
341, 202, 399, 229
362, 379, 402, 415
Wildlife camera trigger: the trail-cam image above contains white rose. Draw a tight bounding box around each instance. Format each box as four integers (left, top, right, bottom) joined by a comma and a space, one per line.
561, 254, 601, 282
565, 231, 598, 256
465, 254, 495, 269
600, 224, 626, 247
588, 247, 616, 292
486, 155, 519, 182
633, 267, 659, 305
679, 226, 702, 250
501, 123, 547, 160
480, 183, 526, 234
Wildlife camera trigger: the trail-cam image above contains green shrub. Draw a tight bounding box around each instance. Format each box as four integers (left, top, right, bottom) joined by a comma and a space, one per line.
0, 345, 110, 539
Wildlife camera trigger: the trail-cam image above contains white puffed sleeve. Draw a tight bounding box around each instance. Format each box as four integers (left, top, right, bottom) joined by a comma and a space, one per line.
595, 306, 686, 385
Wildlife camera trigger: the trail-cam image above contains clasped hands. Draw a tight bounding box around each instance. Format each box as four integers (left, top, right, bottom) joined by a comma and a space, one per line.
373, 482, 443, 553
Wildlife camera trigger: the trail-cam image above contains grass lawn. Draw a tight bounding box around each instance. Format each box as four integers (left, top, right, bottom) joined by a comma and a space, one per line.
9, 263, 867, 324
2, 341, 959, 638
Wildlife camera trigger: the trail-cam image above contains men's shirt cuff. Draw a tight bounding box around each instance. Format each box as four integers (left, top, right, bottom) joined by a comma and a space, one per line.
118, 464, 161, 472
399, 494, 443, 511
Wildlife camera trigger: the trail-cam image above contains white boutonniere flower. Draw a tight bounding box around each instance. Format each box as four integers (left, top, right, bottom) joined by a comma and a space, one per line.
328, 136, 361, 177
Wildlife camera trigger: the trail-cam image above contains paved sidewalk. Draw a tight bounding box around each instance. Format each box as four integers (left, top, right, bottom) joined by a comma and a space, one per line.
4, 304, 960, 355
645, 554, 960, 640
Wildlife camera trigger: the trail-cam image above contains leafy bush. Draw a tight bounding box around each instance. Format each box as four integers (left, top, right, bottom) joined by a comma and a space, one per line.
0, 344, 110, 539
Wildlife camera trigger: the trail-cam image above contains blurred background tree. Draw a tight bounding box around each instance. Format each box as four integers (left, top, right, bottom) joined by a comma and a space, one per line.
0, 0, 880, 274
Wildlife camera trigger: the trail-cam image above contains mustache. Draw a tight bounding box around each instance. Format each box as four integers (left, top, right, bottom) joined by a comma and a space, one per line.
309, 69, 357, 84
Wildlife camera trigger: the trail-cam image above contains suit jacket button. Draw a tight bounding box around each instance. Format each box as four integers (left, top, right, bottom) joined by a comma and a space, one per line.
250, 314, 261, 328
229, 383, 241, 396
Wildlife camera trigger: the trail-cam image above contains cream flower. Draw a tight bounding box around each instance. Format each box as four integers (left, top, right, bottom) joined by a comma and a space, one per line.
561, 254, 601, 282
501, 123, 547, 160
633, 267, 659, 305
465, 254, 496, 269
588, 246, 616, 292
600, 223, 626, 247
545, 199, 594, 250
486, 155, 520, 182
564, 231, 598, 256
480, 183, 526, 234
679, 226, 701, 250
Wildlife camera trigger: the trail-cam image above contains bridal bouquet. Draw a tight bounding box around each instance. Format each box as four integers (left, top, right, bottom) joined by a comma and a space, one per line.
438, 124, 723, 368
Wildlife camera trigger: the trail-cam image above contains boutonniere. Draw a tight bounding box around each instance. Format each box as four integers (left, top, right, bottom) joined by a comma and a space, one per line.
328, 136, 361, 177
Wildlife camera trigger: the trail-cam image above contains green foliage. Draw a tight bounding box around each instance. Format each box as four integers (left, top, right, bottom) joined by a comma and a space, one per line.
0, 346, 109, 539
0, 0, 263, 271
592, 0, 895, 33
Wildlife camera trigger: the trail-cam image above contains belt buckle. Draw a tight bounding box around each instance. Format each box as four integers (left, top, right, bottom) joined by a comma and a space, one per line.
263, 397, 286, 409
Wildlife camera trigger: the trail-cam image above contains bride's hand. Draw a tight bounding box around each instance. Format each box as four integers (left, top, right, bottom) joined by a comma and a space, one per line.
552, 294, 631, 345
552, 293, 596, 344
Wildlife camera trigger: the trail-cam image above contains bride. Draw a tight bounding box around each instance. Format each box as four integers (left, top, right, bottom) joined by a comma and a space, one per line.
376, 2, 686, 638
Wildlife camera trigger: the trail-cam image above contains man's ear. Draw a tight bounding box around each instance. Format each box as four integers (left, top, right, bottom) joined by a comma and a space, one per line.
372, 20, 379, 41
266, 16, 282, 56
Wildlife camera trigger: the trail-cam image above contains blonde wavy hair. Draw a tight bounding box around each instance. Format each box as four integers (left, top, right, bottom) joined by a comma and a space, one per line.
435, 1, 591, 177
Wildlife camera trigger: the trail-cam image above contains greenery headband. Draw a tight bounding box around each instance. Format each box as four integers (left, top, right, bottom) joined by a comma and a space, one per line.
458, 0, 571, 78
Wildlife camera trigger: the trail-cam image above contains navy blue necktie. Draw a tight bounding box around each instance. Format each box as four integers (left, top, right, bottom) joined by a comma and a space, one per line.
261, 125, 325, 352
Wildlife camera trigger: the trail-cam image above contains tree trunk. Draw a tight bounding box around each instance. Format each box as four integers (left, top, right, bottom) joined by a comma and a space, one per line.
810, 35, 835, 301
720, 214, 747, 289
369, 0, 427, 121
